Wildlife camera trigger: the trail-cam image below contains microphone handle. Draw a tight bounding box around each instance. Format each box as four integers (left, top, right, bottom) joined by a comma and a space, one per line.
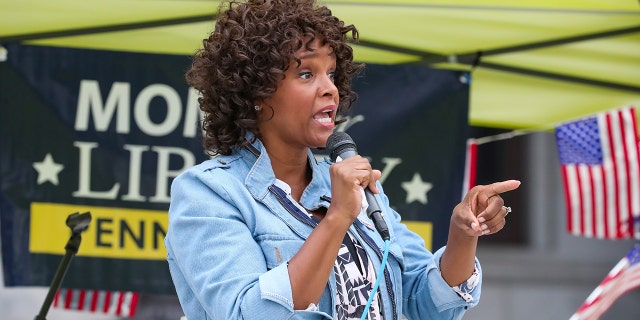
364, 189, 390, 241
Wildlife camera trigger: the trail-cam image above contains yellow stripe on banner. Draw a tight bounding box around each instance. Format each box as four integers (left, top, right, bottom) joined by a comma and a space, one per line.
30, 202, 168, 260
404, 220, 433, 251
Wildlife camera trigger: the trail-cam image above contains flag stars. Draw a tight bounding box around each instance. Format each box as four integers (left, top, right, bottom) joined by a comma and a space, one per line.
33, 153, 64, 185
556, 116, 602, 164
401, 172, 432, 205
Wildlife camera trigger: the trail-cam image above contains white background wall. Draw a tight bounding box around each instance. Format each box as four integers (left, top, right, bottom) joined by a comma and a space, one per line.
1, 131, 638, 319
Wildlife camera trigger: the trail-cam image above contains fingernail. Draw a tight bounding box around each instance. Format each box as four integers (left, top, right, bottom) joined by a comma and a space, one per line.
471, 222, 477, 230
482, 230, 489, 235
481, 224, 488, 230
478, 217, 486, 223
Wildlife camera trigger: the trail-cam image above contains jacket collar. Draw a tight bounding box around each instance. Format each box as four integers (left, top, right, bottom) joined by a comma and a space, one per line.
240, 135, 331, 210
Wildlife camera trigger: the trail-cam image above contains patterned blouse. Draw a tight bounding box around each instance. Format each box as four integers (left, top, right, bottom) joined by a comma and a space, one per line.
334, 232, 383, 319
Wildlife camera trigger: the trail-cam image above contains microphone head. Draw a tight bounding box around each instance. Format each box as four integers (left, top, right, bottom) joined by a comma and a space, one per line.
326, 131, 357, 162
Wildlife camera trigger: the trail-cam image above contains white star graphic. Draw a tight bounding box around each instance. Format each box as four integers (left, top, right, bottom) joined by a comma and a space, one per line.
401, 172, 433, 205
33, 153, 64, 185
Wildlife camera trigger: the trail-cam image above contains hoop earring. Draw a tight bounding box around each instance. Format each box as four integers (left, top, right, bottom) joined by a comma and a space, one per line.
254, 105, 261, 111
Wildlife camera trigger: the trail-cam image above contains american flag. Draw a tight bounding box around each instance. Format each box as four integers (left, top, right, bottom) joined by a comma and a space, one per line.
569, 243, 640, 320
52, 288, 139, 318
555, 107, 640, 239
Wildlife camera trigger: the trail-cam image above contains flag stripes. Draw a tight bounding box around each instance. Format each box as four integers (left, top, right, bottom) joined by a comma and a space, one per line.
462, 138, 477, 198
53, 289, 139, 317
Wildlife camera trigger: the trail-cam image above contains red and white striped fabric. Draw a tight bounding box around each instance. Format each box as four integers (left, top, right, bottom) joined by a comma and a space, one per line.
570, 243, 640, 320
555, 106, 640, 239
461, 138, 477, 199
53, 289, 139, 318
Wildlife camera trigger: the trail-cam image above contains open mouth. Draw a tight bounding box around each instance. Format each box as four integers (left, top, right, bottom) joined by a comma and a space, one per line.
313, 109, 334, 124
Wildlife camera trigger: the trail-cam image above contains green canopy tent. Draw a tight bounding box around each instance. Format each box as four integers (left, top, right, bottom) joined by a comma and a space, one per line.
2, 0, 639, 129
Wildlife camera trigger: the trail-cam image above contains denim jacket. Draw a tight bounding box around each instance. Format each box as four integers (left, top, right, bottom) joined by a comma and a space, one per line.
165, 137, 481, 320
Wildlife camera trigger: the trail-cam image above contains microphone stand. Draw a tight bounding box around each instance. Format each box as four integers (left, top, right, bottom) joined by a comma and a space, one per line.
35, 211, 92, 320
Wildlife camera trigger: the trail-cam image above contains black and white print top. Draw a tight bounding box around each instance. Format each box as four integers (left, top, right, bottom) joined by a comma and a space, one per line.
334, 232, 383, 320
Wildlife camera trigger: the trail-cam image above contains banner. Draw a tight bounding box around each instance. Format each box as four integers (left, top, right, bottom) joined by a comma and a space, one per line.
0, 44, 469, 293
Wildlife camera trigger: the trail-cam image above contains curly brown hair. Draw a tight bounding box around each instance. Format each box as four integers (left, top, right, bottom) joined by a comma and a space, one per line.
185, 0, 363, 155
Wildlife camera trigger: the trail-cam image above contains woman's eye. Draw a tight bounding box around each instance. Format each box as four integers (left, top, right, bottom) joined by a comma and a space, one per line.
328, 72, 336, 82
299, 72, 312, 80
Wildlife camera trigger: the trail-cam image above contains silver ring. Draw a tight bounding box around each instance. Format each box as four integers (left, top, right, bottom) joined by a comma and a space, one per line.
503, 206, 511, 217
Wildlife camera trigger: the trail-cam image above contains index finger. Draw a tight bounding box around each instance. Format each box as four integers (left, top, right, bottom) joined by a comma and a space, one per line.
488, 180, 521, 196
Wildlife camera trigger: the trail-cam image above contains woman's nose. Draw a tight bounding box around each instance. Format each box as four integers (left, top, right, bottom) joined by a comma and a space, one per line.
319, 74, 338, 97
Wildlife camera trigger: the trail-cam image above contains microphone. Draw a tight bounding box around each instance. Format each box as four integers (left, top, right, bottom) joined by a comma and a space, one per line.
326, 132, 390, 241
